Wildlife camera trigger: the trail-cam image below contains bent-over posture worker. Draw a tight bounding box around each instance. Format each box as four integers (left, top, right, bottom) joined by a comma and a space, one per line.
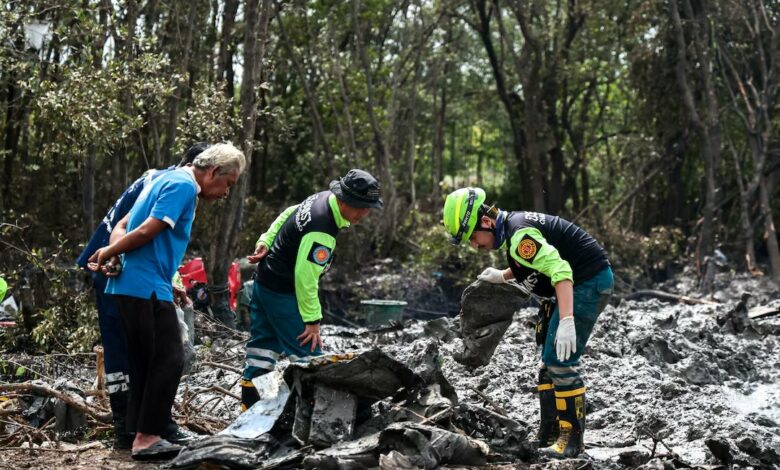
443, 187, 613, 459
75, 143, 208, 448
240, 169, 383, 411
89, 143, 245, 460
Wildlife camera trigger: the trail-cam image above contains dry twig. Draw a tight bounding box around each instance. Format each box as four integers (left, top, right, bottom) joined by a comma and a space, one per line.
0, 383, 111, 423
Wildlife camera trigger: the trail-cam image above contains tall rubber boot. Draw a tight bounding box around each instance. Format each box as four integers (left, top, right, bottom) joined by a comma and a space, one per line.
540, 389, 586, 459
536, 368, 559, 447
240, 379, 260, 412
108, 390, 133, 449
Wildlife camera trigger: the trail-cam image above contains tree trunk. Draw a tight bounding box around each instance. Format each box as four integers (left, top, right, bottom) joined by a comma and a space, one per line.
327, 15, 358, 168
352, 0, 395, 192
352, 0, 398, 250
83, 2, 110, 237
162, 1, 200, 164
729, 143, 758, 273
469, 0, 535, 209
759, 177, 780, 283
432, 80, 447, 196
115, 0, 137, 196
276, 8, 330, 176
217, 0, 239, 100
669, 0, 720, 293
206, 0, 273, 322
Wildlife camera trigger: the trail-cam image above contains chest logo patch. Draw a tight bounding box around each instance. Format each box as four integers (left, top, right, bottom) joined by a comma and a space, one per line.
309, 243, 332, 266
518, 234, 540, 262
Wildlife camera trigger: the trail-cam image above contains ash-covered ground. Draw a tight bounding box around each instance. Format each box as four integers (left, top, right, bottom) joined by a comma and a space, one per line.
2, 270, 779, 469
195, 270, 780, 468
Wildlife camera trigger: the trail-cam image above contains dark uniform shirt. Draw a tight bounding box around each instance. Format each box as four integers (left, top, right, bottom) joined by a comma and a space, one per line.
255, 191, 349, 322
502, 211, 609, 298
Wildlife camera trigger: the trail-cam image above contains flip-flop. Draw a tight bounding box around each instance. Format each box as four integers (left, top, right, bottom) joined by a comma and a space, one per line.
131, 439, 183, 461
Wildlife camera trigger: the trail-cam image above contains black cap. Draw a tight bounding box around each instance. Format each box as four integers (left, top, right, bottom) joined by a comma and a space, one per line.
178, 142, 210, 167
329, 169, 383, 209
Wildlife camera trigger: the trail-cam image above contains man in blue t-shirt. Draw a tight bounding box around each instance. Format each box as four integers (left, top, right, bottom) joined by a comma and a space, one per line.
76, 143, 207, 449
88, 143, 245, 460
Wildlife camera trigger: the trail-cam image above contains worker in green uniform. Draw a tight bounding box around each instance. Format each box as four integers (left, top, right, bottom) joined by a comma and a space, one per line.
240, 169, 383, 411
443, 187, 613, 459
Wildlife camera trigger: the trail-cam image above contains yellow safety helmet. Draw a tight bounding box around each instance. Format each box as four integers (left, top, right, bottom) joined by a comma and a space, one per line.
442, 187, 486, 245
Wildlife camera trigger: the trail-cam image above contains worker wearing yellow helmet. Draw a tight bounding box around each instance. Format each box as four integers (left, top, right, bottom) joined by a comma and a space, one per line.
443, 187, 614, 459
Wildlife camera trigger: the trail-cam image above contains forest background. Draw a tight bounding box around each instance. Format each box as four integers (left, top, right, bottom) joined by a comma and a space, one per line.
1, 0, 780, 352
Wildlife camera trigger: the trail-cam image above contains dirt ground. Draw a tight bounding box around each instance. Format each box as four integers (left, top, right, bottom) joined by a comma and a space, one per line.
2, 270, 779, 469
0, 446, 155, 470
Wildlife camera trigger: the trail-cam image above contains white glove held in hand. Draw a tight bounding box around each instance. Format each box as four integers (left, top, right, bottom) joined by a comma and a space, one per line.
477, 267, 507, 284
555, 316, 577, 362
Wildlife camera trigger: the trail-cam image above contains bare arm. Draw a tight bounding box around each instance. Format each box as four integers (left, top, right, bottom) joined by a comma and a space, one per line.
109, 213, 131, 245
554, 279, 574, 318
89, 217, 169, 269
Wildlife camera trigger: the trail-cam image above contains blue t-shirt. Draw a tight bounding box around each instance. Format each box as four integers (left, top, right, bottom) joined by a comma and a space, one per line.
106, 169, 198, 302
76, 167, 176, 269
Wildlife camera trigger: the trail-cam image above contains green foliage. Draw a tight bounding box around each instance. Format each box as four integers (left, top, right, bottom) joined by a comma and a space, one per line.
31, 286, 99, 353
1, 0, 779, 300
0, 226, 99, 354
176, 81, 237, 150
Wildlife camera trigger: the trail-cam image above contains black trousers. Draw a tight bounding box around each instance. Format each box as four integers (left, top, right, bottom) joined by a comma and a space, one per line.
114, 294, 184, 436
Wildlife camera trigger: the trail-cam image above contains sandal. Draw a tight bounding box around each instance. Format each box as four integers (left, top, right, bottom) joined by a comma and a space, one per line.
131, 439, 183, 461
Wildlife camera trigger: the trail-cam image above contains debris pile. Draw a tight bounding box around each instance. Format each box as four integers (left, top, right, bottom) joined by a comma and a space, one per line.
170, 344, 534, 468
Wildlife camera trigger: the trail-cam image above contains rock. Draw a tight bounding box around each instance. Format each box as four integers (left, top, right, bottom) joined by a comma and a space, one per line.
617, 449, 651, 467
705, 437, 733, 464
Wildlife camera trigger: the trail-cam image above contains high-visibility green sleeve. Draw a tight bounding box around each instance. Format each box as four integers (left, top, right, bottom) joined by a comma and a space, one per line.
257, 204, 299, 248
0, 277, 7, 303
294, 231, 336, 322
509, 227, 573, 285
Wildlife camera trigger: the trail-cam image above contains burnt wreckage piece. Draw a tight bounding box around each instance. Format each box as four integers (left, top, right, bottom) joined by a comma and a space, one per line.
454, 280, 530, 367
170, 346, 535, 469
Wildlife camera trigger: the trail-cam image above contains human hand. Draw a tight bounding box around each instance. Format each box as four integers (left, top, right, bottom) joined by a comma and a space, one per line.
555, 315, 577, 361
477, 267, 508, 284
247, 243, 269, 264
297, 323, 323, 352
173, 285, 192, 307
88, 250, 121, 276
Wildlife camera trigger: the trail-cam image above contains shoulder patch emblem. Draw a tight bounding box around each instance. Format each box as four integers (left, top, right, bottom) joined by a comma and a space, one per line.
518, 234, 540, 262
309, 242, 332, 266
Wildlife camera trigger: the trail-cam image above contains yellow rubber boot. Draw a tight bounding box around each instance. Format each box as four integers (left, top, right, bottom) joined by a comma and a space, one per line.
540, 388, 586, 458
537, 368, 559, 447
240, 379, 260, 412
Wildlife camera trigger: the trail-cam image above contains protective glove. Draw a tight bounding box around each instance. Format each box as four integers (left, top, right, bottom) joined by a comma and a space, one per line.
555, 316, 577, 362
478, 267, 507, 284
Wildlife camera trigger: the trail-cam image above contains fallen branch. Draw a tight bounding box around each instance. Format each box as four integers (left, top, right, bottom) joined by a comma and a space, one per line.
0, 442, 105, 453
418, 407, 453, 425
624, 289, 719, 305
469, 386, 509, 417
0, 383, 111, 424
200, 361, 242, 375
181, 385, 240, 408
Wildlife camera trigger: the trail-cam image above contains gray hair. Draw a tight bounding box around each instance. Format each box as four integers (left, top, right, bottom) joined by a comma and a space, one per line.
192, 143, 246, 175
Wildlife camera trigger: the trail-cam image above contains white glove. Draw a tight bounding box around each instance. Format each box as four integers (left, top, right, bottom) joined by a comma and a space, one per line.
477, 267, 507, 284
555, 316, 577, 361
